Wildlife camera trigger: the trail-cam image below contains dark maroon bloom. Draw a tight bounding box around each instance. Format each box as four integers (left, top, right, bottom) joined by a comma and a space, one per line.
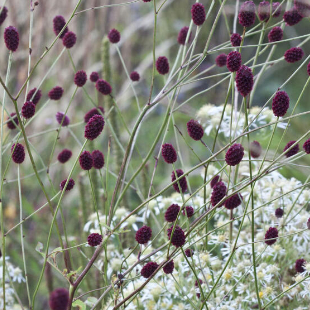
196, 293, 201, 299
171, 169, 188, 193
79, 151, 93, 170
185, 248, 194, 257
141, 262, 159, 278
236, 65, 254, 97
183, 206, 194, 218
177, 26, 191, 45
90, 72, 99, 83
161, 143, 177, 164
56, 112, 70, 127
48, 86, 64, 100
7, 112, 18, 130
92, 150, 104, 169
163, 260, 174, 274
215, 54, 227, 67
108, 28, 120, 44
303, 138, 310, 154
164, 204, 180, 222
295, 258, 306, 273
142, 0, 152, 2
21, 101, 35, 119
4, 26, 19, 52
96, 79, 112, 95
191, 3, 206, 26
57, 149, 72, 163
268, 26, 283, 43
307, 218, 310, 229
283, 141, 299, 158
53, 16, 68, 38
167, 225, 186, 247
272, 2, 282, 17
307, 61, 310, 76
226, 51, 242, 72
84, 107, 104, 123
156, 56, 169, 75
187, 119, 204, 141
195, 279, 203, 287
11, 143, 25, 164
272, 90, 289, 117
211, 181, 227, 207
250, 141, 262, 158
265, 227, 278, 245
135, 225, 152, 244
294, 0, 310, 17
130, 71, 140, 82
84, 115, 105, 140
258, 1, 270, 21
224, 193, 243, 210
26, 88, 42, 105
87, 233, 102, 246
74, 70, 87, 87
60, 178, 75, 191
62, 31, 76, 48
49, 288, 69, 310
284, 47, 304, 63
230, 33, 242, 47
225, 143, 244, 166
275, 208, 284, 218
0, 6, 8, 26
238, 1, 256, 27
210, 175, 221, 188
283, 8, 303, 26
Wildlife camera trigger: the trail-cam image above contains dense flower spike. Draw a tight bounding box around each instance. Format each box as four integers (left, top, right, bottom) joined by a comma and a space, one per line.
185, 248, 194, 257
108, 28, 121, 44
141, 262, 159, 278
268, 26, 283, 43
225, 143, 244, 166
283, 141, 299, 158
187, 119, 204, 141
62, 31, 77, 48
4, 26, 19, 52
0, 6, 8, 26
135, 226, 152, 244
303, 138, 310, 154
163, 260, 174, 274
211, 181, 227, 207
275, 208, 284, 218
49, 288, 69, 310
56, 112, 70, 127
96, 79, 112, 95
295, 258, 306, 273
79, 151, 93, 170
284, 47, 304, 63
53, 16, 68, 38
161, 143, 177, 164
210, 175, 221, 188
250, 141, 262, 158
230, 33, 242, 47
177, 26, 190, 45
90, 72, 99, 82
21, 101, 35, 119
60, 178, 75, 191
226, 51, 242, 72
167, 225, 186, 247
92, 150, 104, 169
224, 193, 243, 210
294, 0, 310, 17
156, 56, 169, 75
48, 86, 64, 100
238, 1, 256, 27
171, 169, 188, 193
84, 115, 105, 140
236, 65, 254, 97
11, 143, 25, 164
215, 54, 227, 67
265, 227, 278, 245
183, 206, 194, 218
26, 88, 42, 105
258, 1, 271, 21
272, 91, 289, 117
191, 3, 206, 26
87, 233, 102, 246
57, 149, 72, 163
164, 204, 180, 222
74, 70, 87, 87
272, 2, 282, 17
84, 107, 104, 123
130, 71, 140, 82
7, 112, 19, 130
283, 8, 303, 26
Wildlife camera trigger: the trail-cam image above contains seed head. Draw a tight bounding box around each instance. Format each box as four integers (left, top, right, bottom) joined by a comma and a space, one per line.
57, 149, 72, 163
92, 150, 104, 169
295, 258, 306, 273
283, 8, 303, 26
171, 169, 188, 193
183, 206, 194, 218
250, 140, 262, 158
238, 1, 256, 27
283, 141, 299, 157
90, 72, 99, 83
167, 225, 186, 247
258, 1, 271, 21
211, 181, 227, 207
164, 204, 180, 222
74, 70, 87, 87
226, 51, 242, 72
191, 3, 206, 26
130, 71, 140, 82
0, 6, 8, 26
275, 208, 284, 218
56, 112, 70, 127
272, 2, 282, 17
7, 112, 19, 130
26, 88, 42, 105
303, 138, 310, 154
294, 0, 310, 17
210, 175, 221, 188
224, 193, 243, 210
225, 143, 244, 166
11, 143, 25, 164
96, 79, 112, 95
284, 47, 304, 63
230, 33, 242, 47
272, 90, 289, 117
49, 288, 69, 310
187, 119, 204, 141
108, 28, 120, 44
265, 227, 278, 245
135, 225, 152, 244
84, 107, 104, 123
163, 260, 174, 274
84, 115, 105, 140
62, 31, 77, 48
4, 26, 19, 52
215, 53, 227, 67
236, 65, 254, 97
141, 262, 159, 278
60, 178, 75, 191
87, 233, 102, 246
156, 56, 169, 75
161, 143, 177, 164
268, 26, 283, 42
48, 86, 64, 100
177, 26, 191, 45
53, 16, 68, 38
79, 151, 93, 170
22, 101, 35, 119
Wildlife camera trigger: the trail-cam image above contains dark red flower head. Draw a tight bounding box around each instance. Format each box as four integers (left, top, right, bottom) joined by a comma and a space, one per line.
307, 218, 310, 229
225, 143, 244, 166
195, 279, 203, 287
163, 260, 174, 274
275, 208, 284, 218
215, 54, 227, 67
74, 70, 87, 87
307, 61, 310, 76
11, 143, 25, 164
57, 149, 72, 164
171, 169, 188, 193
79, 151, 93, 170
265, 227, 278, 245
130, 71, 140, 82
258, 1, 271, 21
187, 119, 204, 141
60, 178, 75, 191
62, 31, 77, 48
167, 225, 186, 247
90, 72, 99, 83
141, 262, 159, 278
230, 33, 242, 47
156, 56, 169, 75
191, 3, 206, 26
53, 16, 68, 38
211, 181, 227, 207
56, 112, 70, 127
84, 115, 105, 140
22, 101, 35, 119
183, 206, 194, 218
272, 2, 282, 17
108, 28, 121, 44
49, 288, 69, 310
26, 88, 42, 105
4, 26, 19, 52
250, 140, 262, 158
294, 0, 310, 17
7, 112, 19, 130
87, 233, 102, 246
236, 65, 254, 97
185, 248, 194, 257
96, 79, 112, 95
210, 175, 221, 188
84, 107, 104, 123
226, 51, 242, 72
268, 26, 283, 43
48, 86, 64, 100
178, 26, 191, 45
303, 138, 310, 154
0, 6, 8, 26
135, 225, 152, 244
92, 150, 104, 169
284, 47, 304, 63
283, 141, 299, 157
272, 90, 289, 117
162, 143, 177, 164
224, 193, 243, 210
238, 1, 256, 27
164, 204, 180, 222
295, 258, 306, 273
283, 8, 303, 26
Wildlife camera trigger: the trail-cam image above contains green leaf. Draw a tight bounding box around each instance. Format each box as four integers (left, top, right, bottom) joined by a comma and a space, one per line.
72, 300, 86, 310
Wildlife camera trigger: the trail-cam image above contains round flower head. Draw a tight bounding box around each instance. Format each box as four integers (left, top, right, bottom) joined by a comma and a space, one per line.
135, 225, 152, 244
163, 260, 174, 274
283, 8, 303, 26
225, 143, 244, 166
48, 86, 64, 100
268, 26, 283, 43
258, 1, 271, 21
0, 6, 8, 26
53, 16, 68, 38
26, 88, 42, 105
60, 178, 75, 191
283, 141, 299, 158
49, 288, 69, 310
230, 33, 242, 47
226, 51, 242, 72
303, 138, 310, 154
167, 225, 186, 247
307, 61, 310, 76
191, 3, 206, 26
11, 143, 25, 164
7, 112, 19, 130
185, 249, 194, 257
265, 227, 278, 245
272, 90, 289, 117
57, 149, 72, 163
87, 233, 102, 246
4, 26, 19, 52
62, 31, 77, 48
215, 54, 227, 67
284, 47, 304, 63
195, 279, 203, 287
56, 112, 70, 127
272, 2, 282, 17
224, 193, 243, 210
171, 169, 188, 193
79, 151, 93, 170
142, 0, 152, 2
21, 101, 35, 119
130, 71, 140, 82
92, 150, 104, 169
250, 140, 262, 158
236, 65, 254, 97
295, 258, 306, 273
211, 181, 227, 207
84, 107, 104, 123
161, 143, 177, 164
238, 1, 256, 27
84, 115, 105, 141
177, 26, 191, 45
210, 175, 221, 188
187, 119, 204, 141
164, 204, 180, 222
294, 0, 310, 17
275, 208, 284, 218
96, 79, 112, 95
183, 206, 194, 218
141, 262, 159, 278
307, 218, 310, 229
90, 71, 99, 83
74, 70, 87, 87
156, 56, 169, 75
108, 28, 120, 44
